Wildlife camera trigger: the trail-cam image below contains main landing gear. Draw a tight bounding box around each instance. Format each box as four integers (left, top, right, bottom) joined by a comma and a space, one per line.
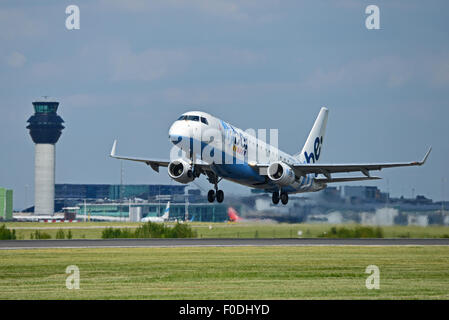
207, 175, 224, 203
208, 189, 224, 203
272, 191, 288, 205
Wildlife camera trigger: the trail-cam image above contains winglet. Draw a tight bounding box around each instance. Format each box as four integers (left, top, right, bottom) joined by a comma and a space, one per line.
420, 147, 432, 165
110, 140, 117, 157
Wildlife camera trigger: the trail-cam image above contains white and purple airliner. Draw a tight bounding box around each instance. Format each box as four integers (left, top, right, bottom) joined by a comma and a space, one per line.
110, 108, 430, 205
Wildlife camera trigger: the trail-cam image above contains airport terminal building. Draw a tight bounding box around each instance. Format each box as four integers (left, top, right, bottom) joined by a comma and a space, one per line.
55, 184, 187, 202
76, 201, 228, 222
23, 184, 228, 222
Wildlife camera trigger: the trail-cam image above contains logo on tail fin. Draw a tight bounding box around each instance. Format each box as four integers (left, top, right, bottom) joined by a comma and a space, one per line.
304, 136, 323, 164
162, 201, 170, 219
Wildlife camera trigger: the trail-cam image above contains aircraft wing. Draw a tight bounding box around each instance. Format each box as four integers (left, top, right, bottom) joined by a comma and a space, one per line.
314, 176, 381, 183
256, 147, 431, 179
109, 140, 215, 173
109, 140, 169, 172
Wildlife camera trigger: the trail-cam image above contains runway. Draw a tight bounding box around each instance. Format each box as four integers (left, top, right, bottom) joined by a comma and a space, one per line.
1, 238, 449, 249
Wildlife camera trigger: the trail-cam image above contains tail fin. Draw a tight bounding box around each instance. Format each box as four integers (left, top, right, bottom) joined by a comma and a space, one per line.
297, 107, 328, 163
162, 201, 170, 219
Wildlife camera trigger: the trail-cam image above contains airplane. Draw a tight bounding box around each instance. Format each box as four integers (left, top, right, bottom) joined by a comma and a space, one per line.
110, 108, 431, 205
13, 215, 68, 222
228, 207, 243, 222
141, 201, 170, 222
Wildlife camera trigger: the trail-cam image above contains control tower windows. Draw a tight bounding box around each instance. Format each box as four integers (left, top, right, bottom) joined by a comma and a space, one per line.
33, 103, 58, 114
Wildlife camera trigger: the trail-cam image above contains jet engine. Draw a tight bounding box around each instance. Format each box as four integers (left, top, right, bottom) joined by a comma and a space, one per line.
168, 159, 195, 184
267, 161, 296, 186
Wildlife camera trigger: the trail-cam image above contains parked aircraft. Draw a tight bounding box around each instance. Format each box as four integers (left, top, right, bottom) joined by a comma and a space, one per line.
141, 201, 170, 222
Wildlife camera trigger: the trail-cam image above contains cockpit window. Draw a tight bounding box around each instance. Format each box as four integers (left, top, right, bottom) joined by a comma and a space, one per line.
186, 115, 199, 121
178, 115, 202, 122
201, 117, 208, 125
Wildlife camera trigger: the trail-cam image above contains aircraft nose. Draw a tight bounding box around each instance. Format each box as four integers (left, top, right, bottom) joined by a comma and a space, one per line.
168, 121, 191, 145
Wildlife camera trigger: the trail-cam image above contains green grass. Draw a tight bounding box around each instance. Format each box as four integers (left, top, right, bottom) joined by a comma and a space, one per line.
4, 222, 449, 239
193, 223, 449, 239
0, 246, 448, 299
4, 222, 139, 240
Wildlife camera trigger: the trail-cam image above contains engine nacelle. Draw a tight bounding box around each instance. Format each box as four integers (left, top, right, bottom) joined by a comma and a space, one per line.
168, 159, 194, 184
267, 161, 296, 186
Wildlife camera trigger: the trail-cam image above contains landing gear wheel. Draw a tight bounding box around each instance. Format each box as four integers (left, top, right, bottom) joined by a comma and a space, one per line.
216, 190, 224, 203
280, 192, 289, 205
207, 190, 215, 203
272, 192, 280, 205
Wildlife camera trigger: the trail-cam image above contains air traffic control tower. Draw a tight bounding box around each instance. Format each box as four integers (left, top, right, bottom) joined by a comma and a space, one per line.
26, 97, 65, 215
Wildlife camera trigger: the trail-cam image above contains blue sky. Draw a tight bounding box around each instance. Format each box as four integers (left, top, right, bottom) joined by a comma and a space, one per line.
1, 0, 448, 209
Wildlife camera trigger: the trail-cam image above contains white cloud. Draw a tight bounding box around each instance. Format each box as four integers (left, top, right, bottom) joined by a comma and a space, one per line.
102, 0, 279, 22
430, 54, 449, 87
208, 48, 265, 65
302, 52, 449, 92
303, 56, 414, 90
177, 0, 247, 20
162, 81, 298, 105
5, 52, 26, 68
109, 47, 189, 82
0, 8, 47, 40
107, 44, 265, 82
29, 60, 67, 80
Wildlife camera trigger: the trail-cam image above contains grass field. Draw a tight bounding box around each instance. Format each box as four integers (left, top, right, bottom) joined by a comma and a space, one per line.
4, 222, 449, 239
0, 246, 448, 299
